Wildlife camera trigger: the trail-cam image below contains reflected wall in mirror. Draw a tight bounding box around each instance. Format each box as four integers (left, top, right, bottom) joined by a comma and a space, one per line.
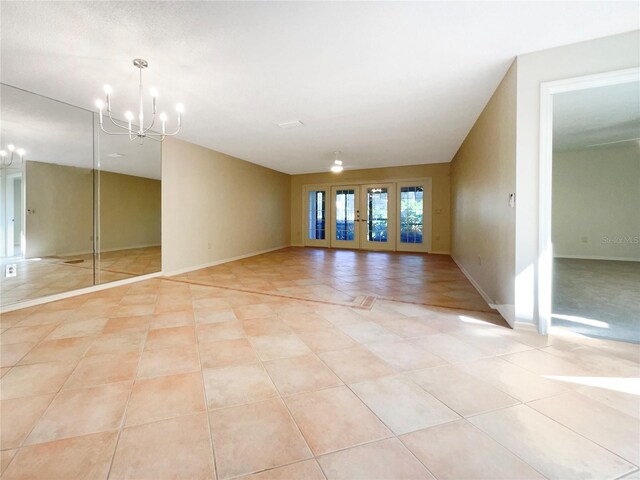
1, 84, 95, 306
0, 84, 162, 308
95, 126, 161, 284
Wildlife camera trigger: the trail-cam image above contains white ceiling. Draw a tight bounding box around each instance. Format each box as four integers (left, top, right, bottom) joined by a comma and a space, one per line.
1, 84, 161, 179
1, 2, 638, 174
553, 81, 640, 152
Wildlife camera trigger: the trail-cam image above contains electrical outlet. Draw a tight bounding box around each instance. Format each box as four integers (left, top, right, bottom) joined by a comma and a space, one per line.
5, 264, 17, 278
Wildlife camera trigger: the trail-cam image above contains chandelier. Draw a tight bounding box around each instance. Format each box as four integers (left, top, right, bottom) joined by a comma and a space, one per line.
0, 144, 25, 168
95, 59, 183, 144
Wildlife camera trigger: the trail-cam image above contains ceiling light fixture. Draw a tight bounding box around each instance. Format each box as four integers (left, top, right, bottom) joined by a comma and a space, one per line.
330, 151, 344, 173
95, 58, 184, 144
0, 144, 26, 168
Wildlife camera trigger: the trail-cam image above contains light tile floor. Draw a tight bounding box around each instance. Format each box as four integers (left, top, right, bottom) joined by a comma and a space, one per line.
1, 248, 639, 479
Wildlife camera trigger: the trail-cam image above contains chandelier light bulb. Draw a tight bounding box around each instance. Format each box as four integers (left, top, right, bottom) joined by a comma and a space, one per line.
149, 87, 159, 97
103, 84, 113, 95
95, 99, 104, 109
8, 144, 15, 152
125, 111, 134, 121
16, 148, 25, 156
0, 150, 6, 157
334, 160, 343, 166
176, 103, 184, 113
159, 113, 168, 122
331, 165, 344, 173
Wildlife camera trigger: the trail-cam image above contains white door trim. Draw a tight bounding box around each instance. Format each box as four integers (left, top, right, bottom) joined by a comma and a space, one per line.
303, 177, 433, 253
302, 184, 331, 248
360, 183, 396, 251
537, 67, 640, 335
396, 179, 432, 253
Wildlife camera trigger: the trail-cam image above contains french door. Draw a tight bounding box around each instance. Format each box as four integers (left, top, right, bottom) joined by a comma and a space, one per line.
328, 183, 396, 251
396, 181, 431, 253
304, 179, 430, 253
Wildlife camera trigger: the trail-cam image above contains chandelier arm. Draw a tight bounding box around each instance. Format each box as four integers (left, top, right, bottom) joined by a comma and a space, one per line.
141, 113, 157, 134
145, 123, 181, 139
145, 135, 164, 142
99, 125, 139, 136
106, 111, 133, 131
161, 125, 182, 137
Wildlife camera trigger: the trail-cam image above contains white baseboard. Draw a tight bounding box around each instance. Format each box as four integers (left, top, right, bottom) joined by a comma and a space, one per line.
514, 320, 538, 332
99, 244, 161, 254
451, 255, 516, 328
493, 303, 516, 328
65, 244, 162, 257
450, 255, 494, 306
0, 272, 163, 313
32, 244, 162, 259
163, 245, 290, 277
554, 254, 639, 262
430, 250, 451, 255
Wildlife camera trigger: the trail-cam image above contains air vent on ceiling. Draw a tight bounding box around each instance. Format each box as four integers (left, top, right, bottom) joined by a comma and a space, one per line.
277, 120, 304, 129
106, 153, 126, 158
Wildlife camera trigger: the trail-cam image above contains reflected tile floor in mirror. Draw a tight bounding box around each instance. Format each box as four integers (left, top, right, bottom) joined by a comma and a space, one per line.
1, 248, 638, 479
0, 247, 161, 307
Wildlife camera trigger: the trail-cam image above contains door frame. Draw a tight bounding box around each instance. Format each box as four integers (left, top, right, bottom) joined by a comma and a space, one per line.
4, 170, 24, 258
360, 183, 396, 251
302, 177, 433, 253
330, 185, 361, 249
537, 67, 639, 334
302, 184, 331, 248
396, 179, 432, 253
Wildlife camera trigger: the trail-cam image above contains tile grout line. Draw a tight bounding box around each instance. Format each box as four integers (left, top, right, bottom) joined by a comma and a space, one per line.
104, 318, 150, 479
192, 294, 221, 480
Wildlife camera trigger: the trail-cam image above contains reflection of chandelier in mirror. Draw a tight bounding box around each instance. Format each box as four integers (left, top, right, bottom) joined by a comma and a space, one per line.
0, 144, 25, 168
95, 58, 184, 144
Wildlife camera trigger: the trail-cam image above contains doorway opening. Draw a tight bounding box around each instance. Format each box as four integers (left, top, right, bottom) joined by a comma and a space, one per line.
539, 68, 640, 342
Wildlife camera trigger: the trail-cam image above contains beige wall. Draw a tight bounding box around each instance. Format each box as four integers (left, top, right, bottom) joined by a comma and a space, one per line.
25, 160, 93, 257
99, 170, 161, 252
161, 138, 291, 273
515, 30, 640, 325
553, 143, 640, 261
450, 61, 517, 323
25, 161, 161, 258
290, 163, 451, 252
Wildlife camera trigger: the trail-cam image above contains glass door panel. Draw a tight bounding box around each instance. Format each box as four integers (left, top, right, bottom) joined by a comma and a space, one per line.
397, 181, 431, 252
304, 186, 330, 247
360, 184, 395, 251
330, 186, 359, 249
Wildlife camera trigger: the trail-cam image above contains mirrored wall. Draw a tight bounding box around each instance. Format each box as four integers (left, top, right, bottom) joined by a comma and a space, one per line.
0, 84, 161, 307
